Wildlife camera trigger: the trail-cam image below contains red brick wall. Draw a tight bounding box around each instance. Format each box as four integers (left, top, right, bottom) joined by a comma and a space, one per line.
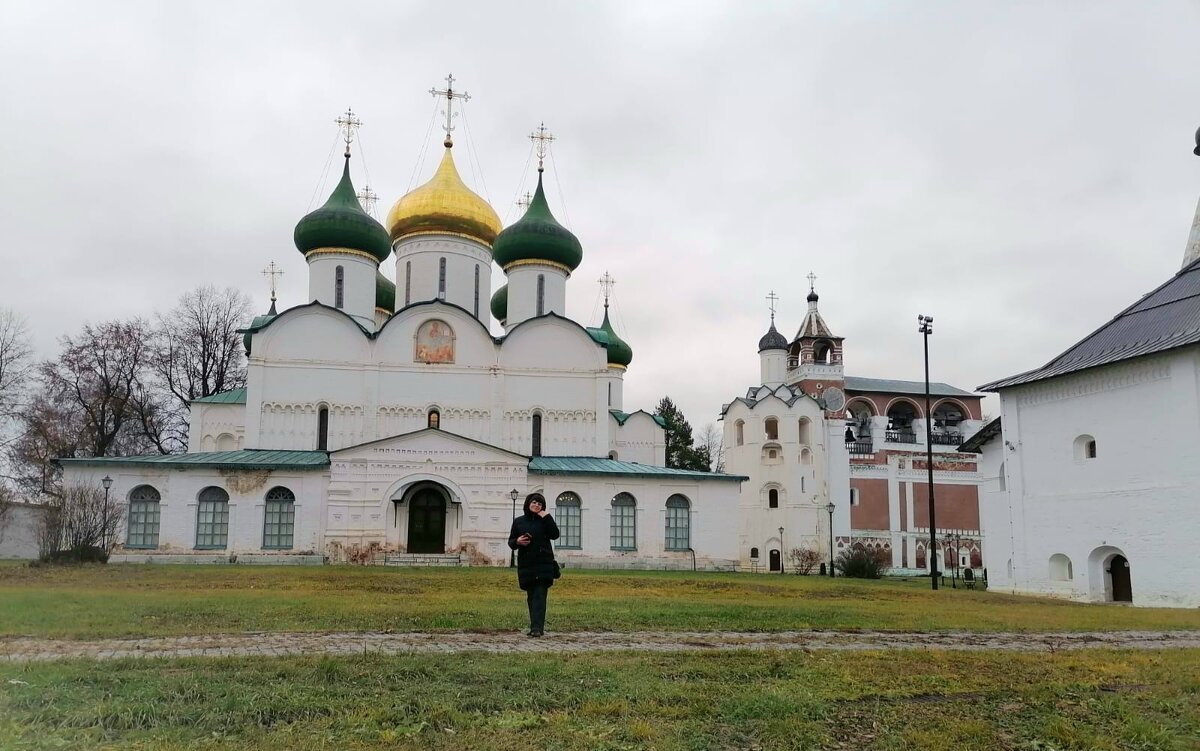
850, 478, 889, 531
911, 483, 979, 531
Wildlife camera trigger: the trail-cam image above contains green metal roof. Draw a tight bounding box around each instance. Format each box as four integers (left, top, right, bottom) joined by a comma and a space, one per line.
609, 409, 667, 428
191, 388, 248, 405
844, 376, 976, 398
492, 173, 583, 271
59, 449, 329, 471
529, 456, 746, 481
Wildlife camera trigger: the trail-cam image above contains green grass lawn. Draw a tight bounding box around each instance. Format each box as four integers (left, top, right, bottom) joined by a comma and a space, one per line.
2, 648, 1197, 750
2, 563, 1199, 639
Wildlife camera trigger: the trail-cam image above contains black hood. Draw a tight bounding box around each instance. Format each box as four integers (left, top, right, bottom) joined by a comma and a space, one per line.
523, 494, 546, 515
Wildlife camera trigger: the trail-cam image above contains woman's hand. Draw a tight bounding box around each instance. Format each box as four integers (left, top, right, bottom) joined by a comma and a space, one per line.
517, 533, 532, 546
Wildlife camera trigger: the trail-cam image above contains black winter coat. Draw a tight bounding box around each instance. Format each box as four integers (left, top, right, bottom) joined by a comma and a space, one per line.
507, 512, 560, 591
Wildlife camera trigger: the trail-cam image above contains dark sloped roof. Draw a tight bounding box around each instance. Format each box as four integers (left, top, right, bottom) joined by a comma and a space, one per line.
844, 376, 976, 398
980, 259, 1200, 391
529, 456, 747, 481
958, 417, 1002, 453
58, 449, 329, 470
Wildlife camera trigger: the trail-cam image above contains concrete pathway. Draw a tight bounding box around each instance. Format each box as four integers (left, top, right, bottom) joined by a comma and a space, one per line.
2, 630, 1199, 663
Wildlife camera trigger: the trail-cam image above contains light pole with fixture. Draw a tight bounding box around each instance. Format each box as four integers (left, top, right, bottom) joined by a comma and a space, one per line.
918, 314, 939, 590
101, 475, 113, 552
778, 526, 785, 574
825, 501, 836, 577
509, 488, 520, 567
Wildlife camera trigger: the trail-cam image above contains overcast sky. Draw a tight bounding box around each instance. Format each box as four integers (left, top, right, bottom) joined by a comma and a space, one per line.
3, 1, 1199, 430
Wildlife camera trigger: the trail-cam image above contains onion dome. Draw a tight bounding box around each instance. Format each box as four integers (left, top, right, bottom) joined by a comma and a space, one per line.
490, 283, 508, 322
376, 271, 396, 313
492, 173, 583, 272
758, 322, 787, 352
294, 156, 391, 263
386, 145, 502, 246
598, 308, 632, 368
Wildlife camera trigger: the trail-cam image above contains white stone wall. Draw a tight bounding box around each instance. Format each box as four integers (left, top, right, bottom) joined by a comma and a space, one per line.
307, 253, 377, 328
190, 403, 246, 452
988, 348, 1200, 607
505, 264, 568, 327
393, 235, 492, 321
0, 503, 45, 559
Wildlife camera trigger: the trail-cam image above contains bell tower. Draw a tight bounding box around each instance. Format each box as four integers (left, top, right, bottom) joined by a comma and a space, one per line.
785, 273, 845, 404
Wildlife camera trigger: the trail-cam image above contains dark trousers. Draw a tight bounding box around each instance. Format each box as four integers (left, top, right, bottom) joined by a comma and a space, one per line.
525, 581, 549, 632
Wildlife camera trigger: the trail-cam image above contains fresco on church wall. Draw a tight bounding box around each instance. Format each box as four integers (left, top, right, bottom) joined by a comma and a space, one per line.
415, 319, 455, 363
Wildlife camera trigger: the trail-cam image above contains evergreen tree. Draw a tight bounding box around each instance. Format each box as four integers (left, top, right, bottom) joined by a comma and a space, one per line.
655, 396, 709, 471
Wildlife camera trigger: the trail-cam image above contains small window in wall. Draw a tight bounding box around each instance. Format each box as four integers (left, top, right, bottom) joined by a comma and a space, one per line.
765, 417, 779, 441
536, 274, 545, 316
473, 264, 480, 317
1073, 434, 1097, 461
438, 257, 447, 298
531, 412, 543, 457
850, 488, 860, 506
767, 449, 777, 459
334, 266, 345, 309
610, 492, 636, 550
607, 382, 612, 407
665, 495, 690, 551
750, 547, 760, 559
196, 486, 230, 549
404, 261, 412, 306
800, 448, 813, 465
263, 486, 296, 550
317, 406, 329, 451
768, 488, 779, 508
735, 420, 744, 446
800, 477, 806, 493
1049, 553, 1073, 581
427, 408, 440, 429
998, 461, 1007, 491
608, 450, 618, 460
798, 417, 811, 445
556, 492, 582, 549
126, 485, 161, 549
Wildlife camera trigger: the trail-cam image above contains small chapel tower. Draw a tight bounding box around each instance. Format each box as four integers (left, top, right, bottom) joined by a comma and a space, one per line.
758, 291, 788, 387
785, 273, 845, 401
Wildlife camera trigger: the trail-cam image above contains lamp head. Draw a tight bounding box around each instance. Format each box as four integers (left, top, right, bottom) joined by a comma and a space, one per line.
509, 488, 519, 501
101, 475, 113, 490
778, 526, 784, 537
826, 501, 835, 514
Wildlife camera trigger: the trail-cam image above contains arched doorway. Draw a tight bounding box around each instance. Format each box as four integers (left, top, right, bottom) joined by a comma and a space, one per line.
407, 488, 447, 554
1108, 555, 1132, 603
769, 549, 781, 572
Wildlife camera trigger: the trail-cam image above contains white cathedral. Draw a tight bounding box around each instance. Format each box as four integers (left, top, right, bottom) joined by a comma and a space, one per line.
61, 94, 749, 568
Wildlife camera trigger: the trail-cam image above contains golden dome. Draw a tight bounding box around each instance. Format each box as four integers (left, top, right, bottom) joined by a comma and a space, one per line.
386, 145, 502, 246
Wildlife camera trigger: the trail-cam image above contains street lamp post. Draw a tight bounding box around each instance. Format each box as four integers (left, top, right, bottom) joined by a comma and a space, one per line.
825, 501, 836, 577
509, 488, 520, 567
101, 475, 113, 552
918, 314, 939, 591
778, 526, 785, 574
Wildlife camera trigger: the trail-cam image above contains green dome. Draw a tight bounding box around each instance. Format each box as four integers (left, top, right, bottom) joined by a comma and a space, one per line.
490, 283, 508, 322
294, 157, 391, 263
598, 309, 632, 367
492, 173, 582, 272
376, 271, 395, 312
243, 312, 275, 356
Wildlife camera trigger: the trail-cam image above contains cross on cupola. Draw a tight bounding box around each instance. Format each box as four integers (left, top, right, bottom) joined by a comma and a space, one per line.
516, 191, 533, 212
356, 185, 378, 216
807, 272, 817, 294
335, 107, 361, 157
530, 122, 555, 172
766, 290, 779, 324
262, 260, 284, 314
599, 271, 615, 310
430, 73, 470, 147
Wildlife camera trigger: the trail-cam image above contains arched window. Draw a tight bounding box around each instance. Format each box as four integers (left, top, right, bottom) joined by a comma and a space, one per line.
473, 264, 481, 317
750, 547, 760, 559
886, 401, 918, 442
735, 420, 744, 446
334, 266, 345, 309
556, 492, 581, 549
1049, 553, 1073, 581
427, 408, 440, 429
798, 417, 811, 445
438, 257, 447, 298
1074, 434, 1097, 460
126, 485, 161, 549
998, 461, 1007, 491
196, 486, 230, 549
768, 488, 779, 509
800, 448, 813, 465
536, 274, 545, 316
764, 417, 779, 441
404, 261, 412, 306
531, 412, 543, 457
665, 495, 690, 550
608, 450, 618, 460
813, 340, 833, 364
317, 406, 329, 451
263, 487, 296, 550
610, 492, 636, 550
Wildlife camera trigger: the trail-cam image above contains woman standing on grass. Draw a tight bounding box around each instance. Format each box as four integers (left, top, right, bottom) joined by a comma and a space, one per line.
507, 495, 560, 637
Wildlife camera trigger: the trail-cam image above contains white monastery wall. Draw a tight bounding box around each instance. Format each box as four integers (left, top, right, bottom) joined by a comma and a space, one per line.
190, 403, 246, 452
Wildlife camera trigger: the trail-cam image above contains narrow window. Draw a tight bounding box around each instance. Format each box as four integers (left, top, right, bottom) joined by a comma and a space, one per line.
126, 485, 161, 549
473, 264, 480, 317
607, 382, 613, 407
556, 492, 582, 549
735, 420, 744, 446
263, 486, 296, 550
1086, 440, 1097, 459
427, 409, 440, 429
610, 492, 636, 550
334, 266, 345, 309
768, 488, 779, 508
317, 406, 329, 451
438, 257, 446, 298
798, 418, 811, 445
196, 486, 230, 549
850, 488, 860, 506
536, 274, 545, 316
531, 412, 543, 457
800, 476, 806, 493
405, 261, 412, 306
765, 417, 779, 441
665, 495, 690, 551
1074, 434, 1097, 461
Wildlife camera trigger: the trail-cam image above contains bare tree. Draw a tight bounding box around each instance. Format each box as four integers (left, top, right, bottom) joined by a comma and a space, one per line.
149, 286, 251, 452
37, 482, 124, 561
696, 422, 726, 473
0, 309, 33, 424
789, 546, 823, 575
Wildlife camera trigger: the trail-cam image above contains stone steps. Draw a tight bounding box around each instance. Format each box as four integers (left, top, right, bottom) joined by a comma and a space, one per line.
375, 553, 462, 567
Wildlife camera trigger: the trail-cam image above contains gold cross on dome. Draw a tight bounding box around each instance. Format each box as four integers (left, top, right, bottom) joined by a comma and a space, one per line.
335, 107, 361, 157
530, 121, 555, 171
599, 271, 615, 309
357, 185, 378, 216
429, 73, 471, 142
262, 260, 284, 304
766, 290, 779, 323
807, 271, 817, 293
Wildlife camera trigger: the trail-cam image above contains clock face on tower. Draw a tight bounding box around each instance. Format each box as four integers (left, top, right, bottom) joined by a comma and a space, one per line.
822, 386, 846, 411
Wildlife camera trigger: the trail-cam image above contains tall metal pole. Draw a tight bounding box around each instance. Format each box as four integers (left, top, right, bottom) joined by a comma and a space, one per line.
509, 489, 518, 568
920, 315, 939, 591
827, 505, 835, 578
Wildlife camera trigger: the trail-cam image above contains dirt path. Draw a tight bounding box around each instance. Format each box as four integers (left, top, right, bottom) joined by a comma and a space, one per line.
2, 629, 1199, 663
